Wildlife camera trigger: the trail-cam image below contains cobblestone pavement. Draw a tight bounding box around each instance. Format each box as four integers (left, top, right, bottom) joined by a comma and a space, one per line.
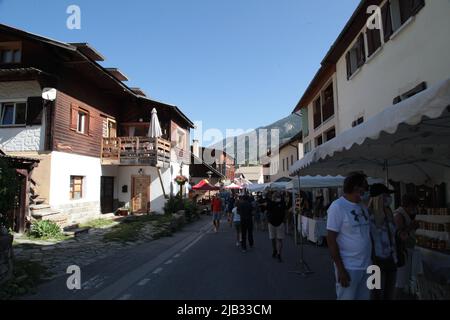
12, 220, 171, 280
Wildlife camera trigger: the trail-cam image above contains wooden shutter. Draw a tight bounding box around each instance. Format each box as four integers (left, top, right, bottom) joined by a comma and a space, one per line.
26, 96, 44, 125
88, 113, 95, 136
367, 28, 381, 57
70, 104, 78, 131
357, 34, 366, 67
411, 0, 425, 15
382, 2, 393, 42
345, 52, 351, 80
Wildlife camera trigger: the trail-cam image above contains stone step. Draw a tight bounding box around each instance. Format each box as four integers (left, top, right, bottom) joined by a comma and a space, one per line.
31, 208, 61, 218
63, 227, 91, 237
30, 198, 46, 205
30, 204, 51, 211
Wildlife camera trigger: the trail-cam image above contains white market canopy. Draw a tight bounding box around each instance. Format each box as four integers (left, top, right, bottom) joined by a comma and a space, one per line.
290, 78, 450, 185
285, 176, 384, 190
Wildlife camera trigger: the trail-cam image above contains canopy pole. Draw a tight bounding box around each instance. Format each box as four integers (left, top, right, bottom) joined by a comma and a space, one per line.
384, 160, 389, 186
289, 173, 313, 277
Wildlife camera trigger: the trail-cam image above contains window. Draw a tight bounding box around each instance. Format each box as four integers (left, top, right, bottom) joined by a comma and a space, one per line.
313, 97, 322, 129
382, 1, 394, 41
346, 34, 366, 79
291, 155, 294, 166
301, 108, 309, 137
399, 0, 425, 24
286, 157, 289, 171
0, 102, 27, 125
0, 49, 21, 64
322, 83, 335, 121
70, 104, 93, 135
352, 117, 365, 127
325, 128, 336, 142
389, 0, 425, 34
393, 82, 427, 104
366, 24, 382, 57
315, 135, 323, 147
0, 42, 22, 64
304, 141, 311, 154
282, 158, 285, 172
77, 111, 87, 134
70, 176, 84, 200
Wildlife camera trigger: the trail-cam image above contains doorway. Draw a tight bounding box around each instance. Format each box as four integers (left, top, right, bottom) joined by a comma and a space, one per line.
100, 176, 114, 214
131, 175, 151, 213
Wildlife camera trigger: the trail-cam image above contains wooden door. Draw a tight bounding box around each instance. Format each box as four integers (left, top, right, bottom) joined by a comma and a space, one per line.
100, 177, 114, 214
108, 119, 117, 138
131, 175, 151, 213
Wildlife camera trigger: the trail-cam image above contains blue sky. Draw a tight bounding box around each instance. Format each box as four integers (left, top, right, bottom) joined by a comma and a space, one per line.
0, 0, 359, 143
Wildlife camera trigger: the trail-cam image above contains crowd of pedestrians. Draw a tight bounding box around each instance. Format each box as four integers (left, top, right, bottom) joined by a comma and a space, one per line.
209, 171, 420, 300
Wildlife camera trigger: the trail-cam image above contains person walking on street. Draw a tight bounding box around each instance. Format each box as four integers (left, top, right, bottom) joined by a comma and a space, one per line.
327, 172, 372, 300
238, 195, 254, 252
232, 204, 241, 247
227, 195, 236, 228
267, 191, 287, 262
211, 195, 223, 233
368, 184, 398, 300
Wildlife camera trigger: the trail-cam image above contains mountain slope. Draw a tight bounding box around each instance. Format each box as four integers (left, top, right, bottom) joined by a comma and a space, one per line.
211, 113, 302, 164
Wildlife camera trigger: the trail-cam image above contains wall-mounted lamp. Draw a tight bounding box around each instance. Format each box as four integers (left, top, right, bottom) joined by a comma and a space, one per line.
138, 168, 144, 175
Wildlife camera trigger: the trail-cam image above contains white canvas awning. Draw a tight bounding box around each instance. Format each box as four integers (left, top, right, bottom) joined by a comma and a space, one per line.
247, 183, 270, 193
286, 176, 384, 190
290, 78, 450, 185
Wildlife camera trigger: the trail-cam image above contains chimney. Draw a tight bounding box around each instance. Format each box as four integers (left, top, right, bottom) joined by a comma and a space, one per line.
192, 140, 200, 158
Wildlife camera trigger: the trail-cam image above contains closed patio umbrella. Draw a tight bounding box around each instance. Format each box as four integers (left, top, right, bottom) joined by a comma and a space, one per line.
148, 108, 163, 138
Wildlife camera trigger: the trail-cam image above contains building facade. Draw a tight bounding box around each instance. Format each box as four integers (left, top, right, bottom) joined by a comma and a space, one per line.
0, 24, 194, 227
294, 0, 450, 155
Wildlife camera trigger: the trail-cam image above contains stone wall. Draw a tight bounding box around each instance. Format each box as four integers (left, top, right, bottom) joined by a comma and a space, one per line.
55, 201, 102, 225
0, 234, 13, 285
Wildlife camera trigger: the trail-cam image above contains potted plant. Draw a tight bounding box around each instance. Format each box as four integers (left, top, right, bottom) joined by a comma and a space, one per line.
174, 175, 188, 198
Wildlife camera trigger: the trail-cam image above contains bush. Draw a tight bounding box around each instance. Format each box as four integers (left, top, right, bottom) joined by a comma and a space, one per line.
29, 220, 63, 239
163, 197, 184, 215
183, 200, 199, 222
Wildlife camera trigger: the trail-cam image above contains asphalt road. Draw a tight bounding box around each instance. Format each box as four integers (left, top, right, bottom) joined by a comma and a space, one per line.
26, 215, 335, 300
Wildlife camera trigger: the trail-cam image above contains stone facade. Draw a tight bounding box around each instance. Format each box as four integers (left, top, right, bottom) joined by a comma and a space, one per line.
0, 126, 42, 151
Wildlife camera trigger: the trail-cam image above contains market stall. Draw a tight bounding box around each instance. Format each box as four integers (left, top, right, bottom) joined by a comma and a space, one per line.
290, 78, 450, 299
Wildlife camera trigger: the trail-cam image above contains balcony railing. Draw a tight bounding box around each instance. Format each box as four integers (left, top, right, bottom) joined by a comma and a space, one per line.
101, 136, 171, 167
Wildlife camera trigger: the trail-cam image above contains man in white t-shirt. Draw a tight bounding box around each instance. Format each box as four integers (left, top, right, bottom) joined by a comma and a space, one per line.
327, 172, 372, 300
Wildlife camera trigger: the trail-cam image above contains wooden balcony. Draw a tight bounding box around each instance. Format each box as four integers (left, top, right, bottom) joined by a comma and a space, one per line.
101, 137, 171, 167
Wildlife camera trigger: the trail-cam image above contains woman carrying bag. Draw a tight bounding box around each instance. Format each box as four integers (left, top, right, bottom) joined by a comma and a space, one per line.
368, 184, 398, 300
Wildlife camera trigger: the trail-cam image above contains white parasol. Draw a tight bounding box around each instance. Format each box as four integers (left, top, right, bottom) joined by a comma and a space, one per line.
148, 108, 163, 138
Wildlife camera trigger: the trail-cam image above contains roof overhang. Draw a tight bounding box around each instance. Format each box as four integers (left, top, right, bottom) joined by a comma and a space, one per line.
69, 43, 106, 61
105, 68, 129, 81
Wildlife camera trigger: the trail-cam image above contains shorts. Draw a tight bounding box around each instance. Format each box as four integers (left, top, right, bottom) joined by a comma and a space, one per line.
212, 212, 222, 221
268, 223, 285, 240
335, 268, 370, 300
